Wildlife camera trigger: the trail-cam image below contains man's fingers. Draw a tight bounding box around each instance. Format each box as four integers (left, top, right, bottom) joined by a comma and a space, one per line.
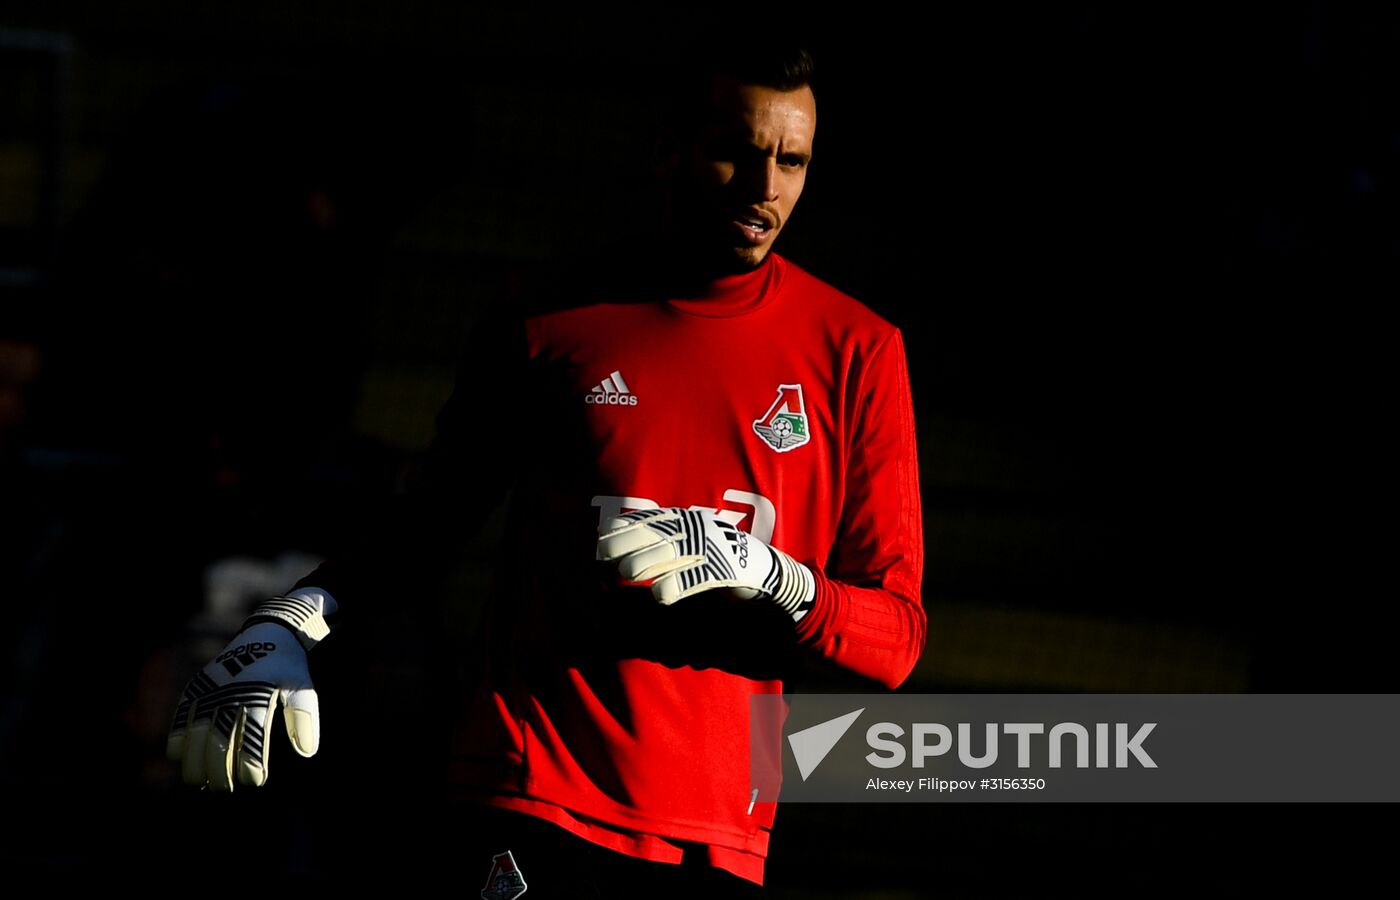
169, 623, 319, 791
598, 526, 667, 561
600, 509, 674, 532
166, 730, 186, 763
599, 509, 744, 603
181, 717, 211, 787
616, 543, 686, 582
651, 571, 684, 605
166, 704, 190, 763
236, 698, 274, 787
283, 688, 321, 758
205, 707, 238, 793
651, 567, 740, 606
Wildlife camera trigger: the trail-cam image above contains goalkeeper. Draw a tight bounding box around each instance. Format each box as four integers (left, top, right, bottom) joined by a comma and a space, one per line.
168, 42, 924, 894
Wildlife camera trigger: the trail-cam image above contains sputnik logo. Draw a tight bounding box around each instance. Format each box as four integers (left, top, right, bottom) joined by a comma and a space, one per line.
788, 708, 865, 780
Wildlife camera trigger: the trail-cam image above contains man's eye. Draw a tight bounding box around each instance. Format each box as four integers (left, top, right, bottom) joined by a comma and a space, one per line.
779, 156, 808, 169
706, 139, 748, 161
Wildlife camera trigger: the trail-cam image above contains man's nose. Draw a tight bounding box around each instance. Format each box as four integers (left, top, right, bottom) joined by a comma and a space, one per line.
744, 157, 779, 202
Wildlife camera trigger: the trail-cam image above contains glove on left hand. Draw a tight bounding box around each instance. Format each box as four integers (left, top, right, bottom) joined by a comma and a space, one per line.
598, 507, 815, 621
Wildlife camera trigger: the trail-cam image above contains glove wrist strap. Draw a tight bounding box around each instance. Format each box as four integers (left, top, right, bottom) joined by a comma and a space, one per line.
241, 590, 334, 651
769, 548, 816, 623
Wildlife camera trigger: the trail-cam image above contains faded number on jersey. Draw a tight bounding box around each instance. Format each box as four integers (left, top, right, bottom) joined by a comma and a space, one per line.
592, 490, 775, 559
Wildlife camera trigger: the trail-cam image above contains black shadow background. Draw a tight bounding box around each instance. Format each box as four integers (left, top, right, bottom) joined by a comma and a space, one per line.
1, 4, 1392, 895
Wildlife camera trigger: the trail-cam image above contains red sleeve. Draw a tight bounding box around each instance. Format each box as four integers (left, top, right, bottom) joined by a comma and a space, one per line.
793, 327, 925, 689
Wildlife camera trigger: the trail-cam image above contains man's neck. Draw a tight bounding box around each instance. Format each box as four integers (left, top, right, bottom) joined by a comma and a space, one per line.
654, 237, 771, 294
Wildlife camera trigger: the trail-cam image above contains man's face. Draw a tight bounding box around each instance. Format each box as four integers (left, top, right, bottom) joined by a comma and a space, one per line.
668, 76, 816, 273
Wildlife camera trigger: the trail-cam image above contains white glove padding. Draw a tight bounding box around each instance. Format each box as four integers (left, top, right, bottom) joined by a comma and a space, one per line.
597, 507, 816, 620
166, 622, 318, 791
167, 590, 334, 791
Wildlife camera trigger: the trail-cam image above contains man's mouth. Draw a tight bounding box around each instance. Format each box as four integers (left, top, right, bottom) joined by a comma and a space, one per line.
732, 213, 775, 244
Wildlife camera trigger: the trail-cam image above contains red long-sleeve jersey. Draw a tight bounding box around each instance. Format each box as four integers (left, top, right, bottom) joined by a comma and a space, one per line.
304, 251, 924, 884
446, 252, 923, 884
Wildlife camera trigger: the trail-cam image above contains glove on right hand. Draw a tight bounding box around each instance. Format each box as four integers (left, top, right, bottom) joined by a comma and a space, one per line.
167, 591, 333, 791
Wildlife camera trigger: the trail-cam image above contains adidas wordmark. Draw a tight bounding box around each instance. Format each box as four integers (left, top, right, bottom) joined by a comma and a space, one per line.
585, 370, 638, 406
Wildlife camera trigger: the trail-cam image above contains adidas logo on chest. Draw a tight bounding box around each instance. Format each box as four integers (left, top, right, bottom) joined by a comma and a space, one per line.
584, 370, 638, 406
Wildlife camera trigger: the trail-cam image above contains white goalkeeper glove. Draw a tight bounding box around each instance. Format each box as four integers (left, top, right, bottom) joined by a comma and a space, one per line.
597, 508, 816, 621
167, 588, 336, 791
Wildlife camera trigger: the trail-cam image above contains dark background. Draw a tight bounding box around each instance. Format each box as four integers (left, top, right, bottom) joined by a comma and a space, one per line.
1, 3, 1392, 895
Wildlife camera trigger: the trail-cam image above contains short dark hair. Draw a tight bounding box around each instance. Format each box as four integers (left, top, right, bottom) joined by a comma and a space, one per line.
660, 42, 816, 135
707, 43, 816, 94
